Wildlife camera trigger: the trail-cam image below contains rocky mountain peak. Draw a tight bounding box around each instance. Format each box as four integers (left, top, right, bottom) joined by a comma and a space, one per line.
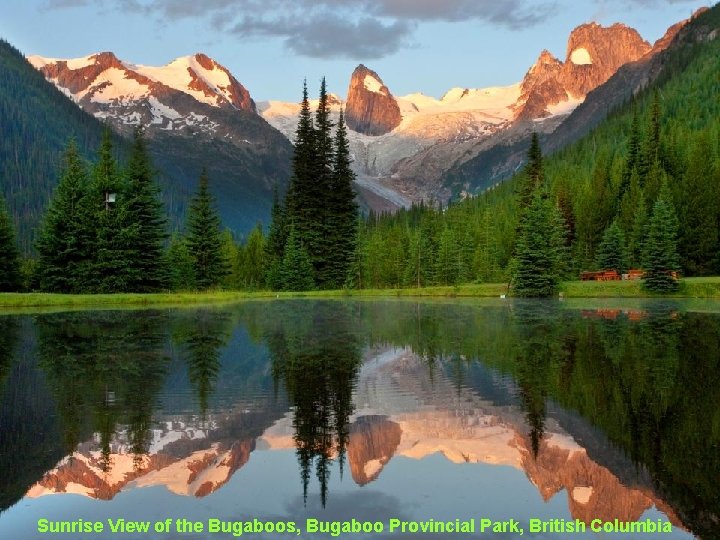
345, 64, 402, 136
514, 21, 652, 120
562, 22, 651, 96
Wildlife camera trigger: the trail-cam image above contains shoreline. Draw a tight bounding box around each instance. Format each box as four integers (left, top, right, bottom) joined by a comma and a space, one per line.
1, 278, 719, 309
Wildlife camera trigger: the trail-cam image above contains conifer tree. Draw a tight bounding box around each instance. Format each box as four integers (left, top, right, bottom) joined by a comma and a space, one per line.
675, 132, 718, 275
265, 186, 287, 290
84, 127, 130, 293
512, 189, 567, 297
36, 139, 90, 292
311, 78, 335, 287
518, 132, 543, 211
325, 108, 359, 289
640, 91, 662, 179
474, 209, 501, 283
281, 226, 315, 291
239, 224, 266, 290
642, 186, 681, 292
628, 193, 648, 268
622, 108, 641, 195
186, 170, 229, 289
596, 221, 628, 274
284, 80, 316, 256
166, 233, 195, 290
0, 194, 21, 292
122, 128, 168, 292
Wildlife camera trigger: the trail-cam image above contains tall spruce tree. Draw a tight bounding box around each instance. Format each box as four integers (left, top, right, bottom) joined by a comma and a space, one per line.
36, 139, 90, 292
596, 221, 628, 274
186, 170, 229, 289
284, 80, 316, 257
166, 233, 195, 290
621, 108, 641, 195
512, 189, 567, 297
265, 185, 287, 290
642, 186, 681, 292
281, 226, 315, 292
312, 78, 335, 287
0, 194, 21, 291
85, 126, 131, 293
122, 128, 168, 292
325, 108, 359, 289
518, 132, 544, 211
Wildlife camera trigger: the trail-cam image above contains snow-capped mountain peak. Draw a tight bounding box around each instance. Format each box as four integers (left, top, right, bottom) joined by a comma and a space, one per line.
28, 51, 261, 141
29, 52, 255, 113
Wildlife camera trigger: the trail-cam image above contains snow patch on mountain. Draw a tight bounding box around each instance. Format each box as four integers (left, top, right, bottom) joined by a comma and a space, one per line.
132, 55, 233, 107
363, 74, 384, 93
28, 54, 96, 70
570, 47, 593, 65
148, 96, 181, 124
89, 67, 149, 104
547, 95, 585, 117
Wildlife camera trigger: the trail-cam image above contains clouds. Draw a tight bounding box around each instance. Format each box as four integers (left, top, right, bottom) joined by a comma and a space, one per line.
226, 14, 413, 60
42, 0, 557, 59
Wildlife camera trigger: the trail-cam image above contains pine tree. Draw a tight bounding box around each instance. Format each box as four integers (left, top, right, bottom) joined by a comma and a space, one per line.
628, 192, 648, 269
474, 209, 501, 283
621, 108, 641, 195
596, 221, 628, 274
640, 91, 662, 181
512, 189, 567, 297
219, 229, 240, 289
122, 127, 168, 292
676, 132, 718, 275
36, 139, 90, 292
311, 78, 335, 287
642, 186, 681, 292
281, 227, 315, 291
284, 80, 316, 258
186, 170, 229, 289
518, 132, 543, 211
265, 185, 287, 290
166, 233, 195, 290
0, 194, 21, 291
84, 126, 130, 293
325, 108, 359, 289
238, 223, 266, 289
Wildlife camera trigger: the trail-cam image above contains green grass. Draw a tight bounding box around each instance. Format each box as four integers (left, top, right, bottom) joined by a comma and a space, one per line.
559, 277, 720, 298
0, 277, 719, 310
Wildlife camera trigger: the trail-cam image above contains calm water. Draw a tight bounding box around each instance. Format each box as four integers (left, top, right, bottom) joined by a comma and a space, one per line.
0, 300, 718, 540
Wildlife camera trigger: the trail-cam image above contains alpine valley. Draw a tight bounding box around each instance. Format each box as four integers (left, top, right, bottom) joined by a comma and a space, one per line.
0, 7, 710, 245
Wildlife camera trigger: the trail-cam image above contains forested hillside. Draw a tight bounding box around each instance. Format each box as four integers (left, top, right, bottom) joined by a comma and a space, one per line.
0, 39, 117, 252
356, 6, 720, 289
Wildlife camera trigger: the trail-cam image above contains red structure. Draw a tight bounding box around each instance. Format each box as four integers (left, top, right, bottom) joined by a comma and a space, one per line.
580, 270, 621, 281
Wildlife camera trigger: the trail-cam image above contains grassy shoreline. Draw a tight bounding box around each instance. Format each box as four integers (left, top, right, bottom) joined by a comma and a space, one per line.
0, 277, 719, 309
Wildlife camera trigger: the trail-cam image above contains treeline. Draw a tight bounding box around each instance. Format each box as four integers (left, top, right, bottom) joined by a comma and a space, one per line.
0, 127, 236, 293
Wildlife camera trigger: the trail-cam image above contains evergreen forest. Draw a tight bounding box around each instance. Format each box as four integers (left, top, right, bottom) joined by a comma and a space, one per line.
0, 7, 718, 296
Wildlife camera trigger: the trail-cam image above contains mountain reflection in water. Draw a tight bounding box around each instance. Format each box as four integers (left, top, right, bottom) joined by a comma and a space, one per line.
0, 300, 717, 539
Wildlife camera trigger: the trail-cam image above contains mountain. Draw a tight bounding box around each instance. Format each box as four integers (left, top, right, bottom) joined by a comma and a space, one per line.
261, 19, 682, 209
0, 39, 114, 251
514, 23, 650, 121
28, 52, 293, 237
443, 9, 706, 196
345, 65, 402, 136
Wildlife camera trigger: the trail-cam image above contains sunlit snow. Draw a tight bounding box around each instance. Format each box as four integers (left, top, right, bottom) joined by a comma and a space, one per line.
363, 74, 384, 93
570, 47, 593, 65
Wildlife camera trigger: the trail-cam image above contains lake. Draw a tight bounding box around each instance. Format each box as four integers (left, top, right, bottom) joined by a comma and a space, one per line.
0, 299, 718, 539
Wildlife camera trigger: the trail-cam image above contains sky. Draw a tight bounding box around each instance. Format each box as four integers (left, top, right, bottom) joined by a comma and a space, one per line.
0, 0, 710, 102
